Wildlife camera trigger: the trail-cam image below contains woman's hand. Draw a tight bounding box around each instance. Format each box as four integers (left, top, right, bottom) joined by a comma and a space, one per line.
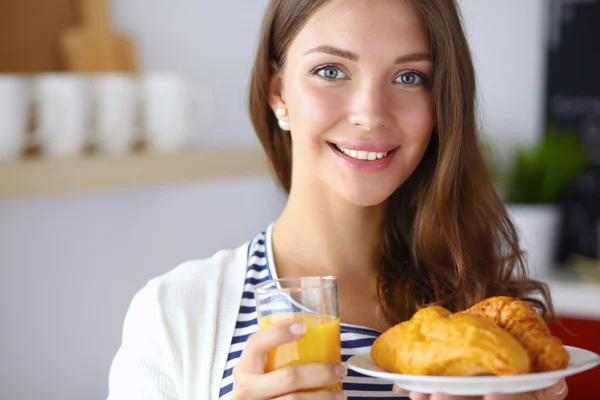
232, 320, 347, 400
392, 379, 568, 400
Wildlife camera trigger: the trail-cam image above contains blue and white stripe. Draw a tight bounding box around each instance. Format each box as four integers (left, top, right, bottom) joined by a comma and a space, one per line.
219, 227, 406, 399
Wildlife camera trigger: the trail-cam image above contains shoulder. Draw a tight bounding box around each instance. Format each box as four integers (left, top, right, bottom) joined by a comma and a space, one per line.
111, 242, 250, 368
109, 242, 251, 398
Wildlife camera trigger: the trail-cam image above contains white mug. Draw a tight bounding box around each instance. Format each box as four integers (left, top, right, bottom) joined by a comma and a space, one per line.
34, 74, 91, 158
93, 74, 138, 155
0, 75, 30, 160
141, 73, 213, 153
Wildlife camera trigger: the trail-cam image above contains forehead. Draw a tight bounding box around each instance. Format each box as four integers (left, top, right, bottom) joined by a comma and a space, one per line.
290, 0, 430, 58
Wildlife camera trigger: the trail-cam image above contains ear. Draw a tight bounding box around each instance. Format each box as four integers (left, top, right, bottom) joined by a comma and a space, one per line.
268, 60, 286, 113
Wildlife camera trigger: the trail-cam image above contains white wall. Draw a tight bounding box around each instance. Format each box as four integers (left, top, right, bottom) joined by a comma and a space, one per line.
0, 1, 549, 399
0, 177, 285, 400
457, 0, 548, 158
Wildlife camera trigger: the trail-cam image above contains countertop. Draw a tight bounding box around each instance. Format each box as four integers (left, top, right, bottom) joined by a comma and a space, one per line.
541, 273, 600, 319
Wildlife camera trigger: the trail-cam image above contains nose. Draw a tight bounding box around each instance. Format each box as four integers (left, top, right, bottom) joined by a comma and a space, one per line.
347, 83, 392, 131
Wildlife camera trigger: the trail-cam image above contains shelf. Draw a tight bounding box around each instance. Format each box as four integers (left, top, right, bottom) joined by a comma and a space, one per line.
0, 147, 271, 198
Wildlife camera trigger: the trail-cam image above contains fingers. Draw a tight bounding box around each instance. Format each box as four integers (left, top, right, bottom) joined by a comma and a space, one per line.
483, 394, 518, 400
393, 385, 409, 395
393, 386, 483, 400
392, 380, 568, 400
275, 391, 347, 400
430, 394, 482, 400
407, 392, 430, 400
232, 321, 347, 399
247, 363, 346, 398
392, 385, 430, 399
483, 380, 569, 400
392, 389, 487, 400
534, 379, 568, 400
236, 320, 306, 374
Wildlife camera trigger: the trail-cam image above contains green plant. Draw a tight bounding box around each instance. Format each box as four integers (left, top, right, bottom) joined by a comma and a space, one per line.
506, 126, 589, 204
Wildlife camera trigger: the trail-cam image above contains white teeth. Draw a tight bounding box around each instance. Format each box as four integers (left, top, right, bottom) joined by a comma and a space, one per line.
336, 144, 388, 161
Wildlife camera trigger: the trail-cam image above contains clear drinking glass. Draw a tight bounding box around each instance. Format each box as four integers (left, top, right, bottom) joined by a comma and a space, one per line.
254, 276, 342, 391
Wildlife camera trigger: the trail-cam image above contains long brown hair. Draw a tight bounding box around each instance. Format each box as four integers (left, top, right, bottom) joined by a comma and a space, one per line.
249, 0, 553, 325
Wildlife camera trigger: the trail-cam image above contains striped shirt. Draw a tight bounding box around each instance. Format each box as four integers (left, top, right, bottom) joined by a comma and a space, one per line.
219, 226, 406, 399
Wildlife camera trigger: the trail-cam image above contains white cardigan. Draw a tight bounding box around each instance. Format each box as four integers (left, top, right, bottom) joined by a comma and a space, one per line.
107, 242, 250, 400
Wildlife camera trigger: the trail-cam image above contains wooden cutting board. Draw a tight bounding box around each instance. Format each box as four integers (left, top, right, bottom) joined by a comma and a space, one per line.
60, 0, 138, 72
0, 0, 78, 72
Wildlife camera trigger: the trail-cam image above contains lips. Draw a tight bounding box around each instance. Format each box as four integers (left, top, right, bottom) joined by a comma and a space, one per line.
328, 141, 398, 172
332, 143, 389, 161
329, 139, 398, 153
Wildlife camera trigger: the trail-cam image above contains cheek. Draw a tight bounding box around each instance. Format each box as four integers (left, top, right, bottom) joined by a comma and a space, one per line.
395, 94, 435, 142
288, 79, 345, 142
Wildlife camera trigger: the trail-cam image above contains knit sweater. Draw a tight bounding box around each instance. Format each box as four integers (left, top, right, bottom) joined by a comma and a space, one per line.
107, 243, 249, 400
107, 231, 403, 399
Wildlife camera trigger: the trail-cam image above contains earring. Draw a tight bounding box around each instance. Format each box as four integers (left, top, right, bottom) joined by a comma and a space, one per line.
278, 120, 290, 131
276, 107, 287, 118
275, 107, 290, 131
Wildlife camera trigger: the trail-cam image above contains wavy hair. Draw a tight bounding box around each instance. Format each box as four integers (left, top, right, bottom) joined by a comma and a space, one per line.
249, 0, 553, 325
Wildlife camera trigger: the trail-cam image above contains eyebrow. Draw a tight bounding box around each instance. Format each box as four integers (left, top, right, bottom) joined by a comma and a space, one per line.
304, 45, 432, 64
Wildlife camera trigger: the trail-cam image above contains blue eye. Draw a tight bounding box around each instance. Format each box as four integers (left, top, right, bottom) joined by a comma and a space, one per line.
315, 65, 347, 80
395, 71, 429, 85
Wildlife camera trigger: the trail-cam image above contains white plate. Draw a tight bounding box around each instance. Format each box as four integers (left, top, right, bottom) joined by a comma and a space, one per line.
347, 346, 600, 396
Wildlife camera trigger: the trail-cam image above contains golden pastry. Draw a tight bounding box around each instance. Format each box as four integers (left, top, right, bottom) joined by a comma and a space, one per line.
465, 296, 570, 372
371, 306, 531, 376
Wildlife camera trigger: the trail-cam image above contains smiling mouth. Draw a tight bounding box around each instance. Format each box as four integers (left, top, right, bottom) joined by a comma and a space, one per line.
329, 143, 392, 161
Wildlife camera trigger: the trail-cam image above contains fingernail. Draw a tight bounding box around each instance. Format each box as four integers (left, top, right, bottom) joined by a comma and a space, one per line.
335, 391, 347, 400
289, 322, 306, 335
335, 365, 347, 378
392, 385, 400, 393
556, 382, 568, 396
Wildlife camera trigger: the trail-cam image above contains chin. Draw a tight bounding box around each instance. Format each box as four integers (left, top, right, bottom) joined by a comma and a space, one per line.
335, 183, 398, 207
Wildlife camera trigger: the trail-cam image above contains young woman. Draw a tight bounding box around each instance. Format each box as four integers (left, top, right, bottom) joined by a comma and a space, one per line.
107, 1, 568, 399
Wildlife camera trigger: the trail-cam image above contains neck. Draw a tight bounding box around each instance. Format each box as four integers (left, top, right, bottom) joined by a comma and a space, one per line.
272, 180, 387, 280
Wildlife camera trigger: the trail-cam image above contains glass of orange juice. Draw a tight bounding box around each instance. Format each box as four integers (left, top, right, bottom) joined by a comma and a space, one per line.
254, 276, 342, 391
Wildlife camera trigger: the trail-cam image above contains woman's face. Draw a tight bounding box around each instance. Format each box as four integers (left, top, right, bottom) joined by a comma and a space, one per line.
272, 0, 435, 207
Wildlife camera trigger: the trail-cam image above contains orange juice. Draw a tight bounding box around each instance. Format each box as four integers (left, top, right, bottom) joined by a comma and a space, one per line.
258, 313, 342, 391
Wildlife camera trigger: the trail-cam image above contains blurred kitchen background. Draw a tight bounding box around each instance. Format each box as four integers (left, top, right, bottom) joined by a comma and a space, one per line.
0, 0, 599, 399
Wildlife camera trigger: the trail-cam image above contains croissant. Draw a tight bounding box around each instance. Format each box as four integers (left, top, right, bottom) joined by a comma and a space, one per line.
371, 306, 531, 376
465, 296, 570, 372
